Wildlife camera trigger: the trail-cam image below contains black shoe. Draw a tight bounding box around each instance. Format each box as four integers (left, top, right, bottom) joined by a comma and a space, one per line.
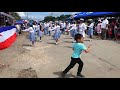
77, 74, 85, 78
61, 72, 66, 78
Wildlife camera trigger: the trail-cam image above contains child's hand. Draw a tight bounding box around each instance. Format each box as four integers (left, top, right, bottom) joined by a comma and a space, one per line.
88, 45, 92, 48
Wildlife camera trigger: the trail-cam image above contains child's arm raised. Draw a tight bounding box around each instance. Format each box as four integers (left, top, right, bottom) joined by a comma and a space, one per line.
84, 45, 92, 53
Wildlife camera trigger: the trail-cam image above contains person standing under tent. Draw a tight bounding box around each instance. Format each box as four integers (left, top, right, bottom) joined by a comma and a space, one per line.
88, 19, 94, 41
78, 18, 87, 39
96, 20, 102, 38
114, 20, 119, 41
101, 16, 109, 40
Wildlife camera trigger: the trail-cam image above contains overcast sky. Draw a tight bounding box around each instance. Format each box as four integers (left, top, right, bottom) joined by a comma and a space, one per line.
17, 12, 79, 20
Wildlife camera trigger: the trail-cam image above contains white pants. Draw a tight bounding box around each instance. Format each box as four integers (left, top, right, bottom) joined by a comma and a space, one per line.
79, 31, 85, 37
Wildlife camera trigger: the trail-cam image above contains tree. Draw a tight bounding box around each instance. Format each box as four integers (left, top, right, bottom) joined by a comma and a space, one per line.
11, 12, 21, 20
44, 16, 56, 22
44, 14, 71, 22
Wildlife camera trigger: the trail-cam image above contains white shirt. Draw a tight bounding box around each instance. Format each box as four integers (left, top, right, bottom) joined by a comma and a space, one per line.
60, 23, 64, 29
101, 19, 109, 29
56, 25, 60, 32
44, 23, 47, 28
23, 27, 34, 33
51, 26, 56, 31
15, 24, 20, 30
69, 24, 77, 31
66, 24, 70, 29
33, 25, 37, 30
63, 23, 66, 28
88, 23, 94, 28
36, 25, 40, 30
79, 23, 87, 32
51, 26, 57, 33
29, 27, 34, 33
48, 26, 53, 31
68, 23, 71, 28
47, 23, 49, 27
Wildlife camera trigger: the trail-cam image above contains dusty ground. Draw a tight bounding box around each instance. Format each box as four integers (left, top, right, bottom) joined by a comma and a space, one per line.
0, 32, 120, 78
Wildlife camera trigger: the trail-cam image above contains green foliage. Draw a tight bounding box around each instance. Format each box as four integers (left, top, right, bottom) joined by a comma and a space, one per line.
11, 12, 21, 20
44, 14, 71, 22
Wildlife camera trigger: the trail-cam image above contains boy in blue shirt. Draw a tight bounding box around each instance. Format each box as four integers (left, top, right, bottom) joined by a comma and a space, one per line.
61, 34, 92, 78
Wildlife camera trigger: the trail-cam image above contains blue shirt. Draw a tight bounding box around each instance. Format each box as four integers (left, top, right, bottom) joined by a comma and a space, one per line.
71, 43, 87, 58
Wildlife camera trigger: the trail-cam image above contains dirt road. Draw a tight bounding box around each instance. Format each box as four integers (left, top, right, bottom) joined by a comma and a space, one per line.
0, 32, 120, 78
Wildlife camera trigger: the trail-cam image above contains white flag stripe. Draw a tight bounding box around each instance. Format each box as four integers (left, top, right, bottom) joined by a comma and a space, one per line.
0, 28, 16, 42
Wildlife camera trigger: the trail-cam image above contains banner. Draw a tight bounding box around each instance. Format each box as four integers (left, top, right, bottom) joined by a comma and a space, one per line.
0, 26, 17, 50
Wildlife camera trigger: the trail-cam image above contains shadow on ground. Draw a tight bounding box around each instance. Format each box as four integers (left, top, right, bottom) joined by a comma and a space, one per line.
22, 44, 31, 47
47, 42, 55, 45
18, 67, 38, 78
116, 40, 120, 44
50, 39, 55, 40
64, 41, 73, 43
63, 38, 72, 39
53, 71, 76, 78
64, 46, 72, 48
0, 64, 9, 73
25, 34, 29, 39
84, 40, 91, 41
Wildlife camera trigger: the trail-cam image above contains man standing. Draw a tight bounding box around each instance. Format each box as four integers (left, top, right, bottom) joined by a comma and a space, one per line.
78, 18, 87, 38
101, 16, 109, 40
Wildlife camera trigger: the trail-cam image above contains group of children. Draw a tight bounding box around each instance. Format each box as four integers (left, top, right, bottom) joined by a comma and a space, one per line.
23, 22, 43, 46
21, 19, 93, 78
22, 18, 94, 46
66, 18, 93, 42
16, 18, 120, 78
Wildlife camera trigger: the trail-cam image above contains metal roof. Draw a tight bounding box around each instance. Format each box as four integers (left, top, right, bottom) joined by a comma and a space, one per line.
0, 12, 15, 19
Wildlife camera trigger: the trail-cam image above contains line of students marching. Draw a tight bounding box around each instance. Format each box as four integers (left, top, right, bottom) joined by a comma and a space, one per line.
23, 18, 95, 46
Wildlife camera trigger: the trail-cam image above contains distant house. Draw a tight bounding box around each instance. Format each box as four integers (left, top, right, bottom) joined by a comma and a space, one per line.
0, 12, 15, 27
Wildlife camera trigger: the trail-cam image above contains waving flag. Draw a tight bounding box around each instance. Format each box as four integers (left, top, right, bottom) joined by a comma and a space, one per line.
0, 26, 17, 50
